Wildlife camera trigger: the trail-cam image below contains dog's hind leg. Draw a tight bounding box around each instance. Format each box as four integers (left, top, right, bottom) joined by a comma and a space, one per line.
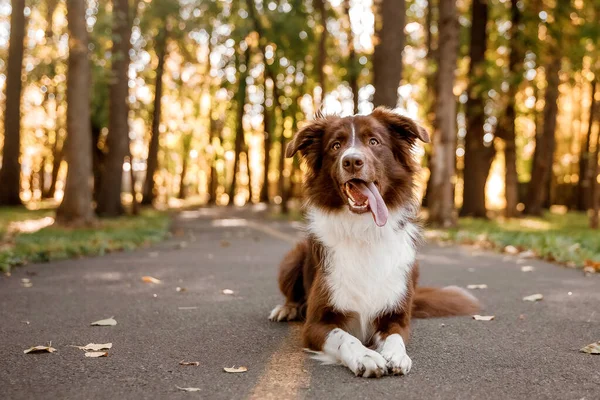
269, 241, 308, 322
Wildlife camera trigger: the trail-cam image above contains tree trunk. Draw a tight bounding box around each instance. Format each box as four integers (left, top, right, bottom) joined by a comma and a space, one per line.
498, 0, 524, 218
96, 0, 131, 217
461, 0, 493, 218
577, 80, 597, 210
227, 46, 249, 206
178, 149, 189, 200
141, 29, 168, 206
428, 0, 458, 227
524, 55, 562, 215
590, 120, 600, 228
315, 0, 328, 109
56, 0, 95, 226
344, 0, 359, 114
372, 0, 405, 108
0, 0, 26, 206
260, 76, 273, 203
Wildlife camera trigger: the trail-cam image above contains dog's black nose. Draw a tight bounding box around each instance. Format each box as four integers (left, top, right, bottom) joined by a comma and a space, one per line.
342, 153, 364, 173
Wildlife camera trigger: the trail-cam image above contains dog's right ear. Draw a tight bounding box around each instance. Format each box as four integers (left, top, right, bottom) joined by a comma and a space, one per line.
286, 116, 336, 159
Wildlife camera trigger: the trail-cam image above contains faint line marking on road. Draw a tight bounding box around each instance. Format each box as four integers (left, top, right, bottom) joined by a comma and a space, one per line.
250, 324, 310, 400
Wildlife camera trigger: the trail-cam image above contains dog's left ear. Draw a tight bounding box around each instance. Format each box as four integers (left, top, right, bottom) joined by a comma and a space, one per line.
371, 107, 430, 144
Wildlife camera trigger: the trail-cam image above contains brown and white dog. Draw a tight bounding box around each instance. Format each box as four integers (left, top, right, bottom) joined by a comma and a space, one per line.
268, 107, 480, 378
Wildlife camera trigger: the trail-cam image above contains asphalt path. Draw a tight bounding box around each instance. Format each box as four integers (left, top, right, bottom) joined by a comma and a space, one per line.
1, 207, 599, 399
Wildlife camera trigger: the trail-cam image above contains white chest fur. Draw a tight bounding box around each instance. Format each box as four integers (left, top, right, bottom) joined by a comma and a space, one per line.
306, 207, 418, 342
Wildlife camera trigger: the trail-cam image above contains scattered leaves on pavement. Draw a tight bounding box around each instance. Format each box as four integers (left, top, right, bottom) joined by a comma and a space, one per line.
24, 345, 57, 354
142, 276, 161, 284
90, 317, 117, 326
467, 284, 488, 289
176, 386, 201, 392
584, 259, 600, 271
74, 343, 112, 351
523, 294, 543, 302
21, 278, 32, 288
84, 352, 108, 358
504, 245, 519, 255
223, 366, 248, 373
222, 289, 234, 295
179, 361, 200, 366
580, 342, 600, 354
521, 266, 535, 272
473, 315, 495, 321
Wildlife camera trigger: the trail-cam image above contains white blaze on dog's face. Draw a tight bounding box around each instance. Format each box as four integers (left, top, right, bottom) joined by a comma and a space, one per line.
286, 107, 430, 227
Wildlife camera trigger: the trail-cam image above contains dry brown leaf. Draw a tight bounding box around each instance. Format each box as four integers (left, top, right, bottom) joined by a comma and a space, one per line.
220, 240, 231, 248
179, 361, 200, 366
75, 343, 112, 351
142, 276, 161, 284
85, 351, 108, 358
504, 245, 519, 255
467, 284, 488, 289
580, 341, 600, 354
176, 386, 201, 392
521, 266, 535, 272
90, 317, 117, 326
584, 259, 600, 271
24, 345, 57, 354
222, 289, 234, 295
176, 287, 186, 292
523, 294, 543, 302
583, 266, 596, 274
223, 366, 248, 373
473, 315, 495, 321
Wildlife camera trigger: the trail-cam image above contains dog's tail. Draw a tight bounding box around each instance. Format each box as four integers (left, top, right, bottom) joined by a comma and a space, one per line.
412, 286, 480, 318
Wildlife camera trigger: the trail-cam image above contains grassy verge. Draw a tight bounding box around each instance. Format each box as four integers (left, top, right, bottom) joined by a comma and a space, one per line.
431, 212, 600, 267
0, 209, 171, 272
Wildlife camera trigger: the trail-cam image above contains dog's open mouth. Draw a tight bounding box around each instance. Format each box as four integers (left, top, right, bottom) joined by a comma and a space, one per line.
343, 179, 389, 227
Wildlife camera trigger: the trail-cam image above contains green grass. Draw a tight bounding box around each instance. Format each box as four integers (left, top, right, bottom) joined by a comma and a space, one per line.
432, 212, 600, 267
0, 209, 171, 272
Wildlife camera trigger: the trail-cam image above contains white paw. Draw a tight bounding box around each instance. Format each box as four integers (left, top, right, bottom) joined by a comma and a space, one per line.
268, 304, 299, 322
341, 343, 387, 378
377, 334, 412, 375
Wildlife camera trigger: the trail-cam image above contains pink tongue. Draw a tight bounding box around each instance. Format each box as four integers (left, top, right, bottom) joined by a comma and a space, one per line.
355, 182, 389, 227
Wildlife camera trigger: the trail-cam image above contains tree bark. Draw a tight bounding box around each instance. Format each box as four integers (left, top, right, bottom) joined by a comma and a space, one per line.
0, 0, 26, 206
141, 28, 168, 206
96, 0, 131, 217
428, 0, 458, 227
260, 76, 273, 203
461, 0, 493, 218
372, 0, 405, 108
524, 55, 562, 215
577, 80, 597, 210
590, 114, 600, 228
178, 137, 191, 200
227, 46, 249, 206
315, 0, 328, 109
56, 0, 95, 226
344, 0, 359, 114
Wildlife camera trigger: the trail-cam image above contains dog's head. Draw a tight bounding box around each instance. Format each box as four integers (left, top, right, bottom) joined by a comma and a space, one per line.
286, 107, 429, 227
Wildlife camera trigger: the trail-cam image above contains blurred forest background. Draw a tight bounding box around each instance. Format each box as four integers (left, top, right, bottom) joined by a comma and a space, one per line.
0, 0, 599, 232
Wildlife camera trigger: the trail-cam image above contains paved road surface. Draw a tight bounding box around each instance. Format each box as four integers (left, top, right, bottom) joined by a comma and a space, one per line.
1, 207, 599, 399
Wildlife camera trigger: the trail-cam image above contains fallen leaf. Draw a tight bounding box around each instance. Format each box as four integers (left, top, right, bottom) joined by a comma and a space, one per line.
179, 361, 200, 366
142, 276, 161, 284
518, 250, 536, 259
90, 317, 117, 326
580, 341, 600, 354
584, 259, 600, 271
177, 241, 188, 249
84, 351, 108, 358
178, 306, 198, 310
222, 289, 234, 295
24, 345, 57, 354
176, 386, 201, 392
223, 366, 248, 373
21, 278, 33, 288
220, 240, 231, 248
473, 315, 495, 321
467, 284, 488, 289
504, 245, 519, 255
523, 294, 543, 302
521, 266, 535, 272
583, 266, 596, 274
519, 314, 526, 320
75, 343, 112, 351
176, 287, 186, 292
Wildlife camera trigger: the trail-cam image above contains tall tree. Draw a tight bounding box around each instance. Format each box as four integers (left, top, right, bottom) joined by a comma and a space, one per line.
344, 0, 359, 114
56, 0, 95, 226
0, 0, 26, 206
496, 0, 524, 218
428, 0, 458, 227
96, 0, 132, 216
141, 27, 168, 206
315, 0, 328, 109
372, 0, 405, 108
260, 75, 273, 203
590, 123, 600, 228
461, 0, 492, 218
577, 80, 597, 210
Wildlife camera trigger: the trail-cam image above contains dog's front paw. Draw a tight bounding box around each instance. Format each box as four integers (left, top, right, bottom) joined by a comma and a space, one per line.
268, 304, 299, 322
343, 345, 387, 378
380, 349, 412, 375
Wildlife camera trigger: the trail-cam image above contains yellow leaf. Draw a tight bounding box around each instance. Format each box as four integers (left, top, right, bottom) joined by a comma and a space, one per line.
75, 343, 112, 351
523, 294, 543, 302
472, 315, 495, 321
222, 289, 234, 295
520, 266, 535, 272
24, 345, 57, 354
84, 352, 108, 358
179, 361, 200, 366
467, 284, 487, 289
580, 341, 600, 354
90, 317, 117, 326
223, 366, 248, 373
176, 386, 201, 392
142, 276, 161, 284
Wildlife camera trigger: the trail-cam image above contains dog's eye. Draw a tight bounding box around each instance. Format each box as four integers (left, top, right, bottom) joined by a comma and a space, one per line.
369, 138, 379, 146
331, 142, 341, 150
